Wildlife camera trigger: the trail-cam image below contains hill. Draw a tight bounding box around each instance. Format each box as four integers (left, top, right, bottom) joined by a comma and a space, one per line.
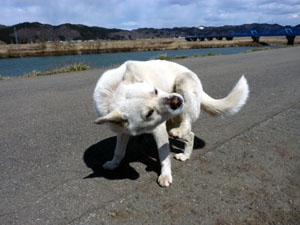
0, 22, 299, 44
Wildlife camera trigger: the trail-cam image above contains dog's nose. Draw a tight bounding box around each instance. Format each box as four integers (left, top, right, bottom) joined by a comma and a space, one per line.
169, 95, 183, 110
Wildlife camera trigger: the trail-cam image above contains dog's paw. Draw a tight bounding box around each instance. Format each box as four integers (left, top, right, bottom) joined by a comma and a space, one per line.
169, 128, 184, 139
103, 161, 119, 170
174, 153, 189, 161
158, 174, 172, 187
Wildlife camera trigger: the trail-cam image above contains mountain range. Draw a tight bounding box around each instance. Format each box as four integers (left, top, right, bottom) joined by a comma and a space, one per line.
0, 22, 299, 44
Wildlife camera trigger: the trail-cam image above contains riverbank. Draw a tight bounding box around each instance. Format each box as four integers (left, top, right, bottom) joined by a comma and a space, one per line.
1, 45, 292, 79
1, 36, 299, 59
0, 53, 215, 80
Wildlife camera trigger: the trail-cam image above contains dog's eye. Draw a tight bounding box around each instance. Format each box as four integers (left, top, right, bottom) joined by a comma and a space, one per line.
146, 109, 154, 118
154, 88, 158, 95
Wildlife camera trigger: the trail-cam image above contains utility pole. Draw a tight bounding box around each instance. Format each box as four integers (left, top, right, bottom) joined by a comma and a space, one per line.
14, 26, 19, 44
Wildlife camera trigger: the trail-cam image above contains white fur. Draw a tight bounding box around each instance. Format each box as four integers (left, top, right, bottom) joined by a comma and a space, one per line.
201, 75, 249, 116
93, 60, 249, 187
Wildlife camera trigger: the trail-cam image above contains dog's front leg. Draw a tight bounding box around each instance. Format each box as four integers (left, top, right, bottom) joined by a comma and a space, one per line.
103, 133, 130, 170
152, 123, 172, 187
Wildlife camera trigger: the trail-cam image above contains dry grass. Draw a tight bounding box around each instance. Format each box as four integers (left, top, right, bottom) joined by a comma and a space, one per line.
1, 36, 299, 59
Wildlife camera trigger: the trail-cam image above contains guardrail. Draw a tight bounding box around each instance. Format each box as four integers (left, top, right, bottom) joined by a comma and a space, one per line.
185, 28, 300, 45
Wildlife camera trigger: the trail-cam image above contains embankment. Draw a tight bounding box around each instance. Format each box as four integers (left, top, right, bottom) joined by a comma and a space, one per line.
0, 36, 299, 58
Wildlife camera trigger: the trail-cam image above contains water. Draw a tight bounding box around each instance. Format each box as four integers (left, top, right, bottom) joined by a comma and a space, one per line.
0, 46, 277, 77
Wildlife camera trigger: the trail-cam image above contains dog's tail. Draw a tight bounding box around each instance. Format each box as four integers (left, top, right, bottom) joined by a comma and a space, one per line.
201, 75, 249, 116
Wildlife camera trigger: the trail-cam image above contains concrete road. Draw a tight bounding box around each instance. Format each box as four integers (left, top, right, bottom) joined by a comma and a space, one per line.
1, 47, 299, 225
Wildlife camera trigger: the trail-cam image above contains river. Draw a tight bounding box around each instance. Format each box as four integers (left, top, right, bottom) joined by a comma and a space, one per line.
0, 46, 278, 77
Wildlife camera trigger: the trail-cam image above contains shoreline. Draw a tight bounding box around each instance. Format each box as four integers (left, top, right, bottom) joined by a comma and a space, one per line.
0, 45, 296, 80
1, 36, 299, 59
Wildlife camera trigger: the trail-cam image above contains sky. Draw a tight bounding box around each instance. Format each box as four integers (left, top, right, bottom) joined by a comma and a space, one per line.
0, 0, 299, 29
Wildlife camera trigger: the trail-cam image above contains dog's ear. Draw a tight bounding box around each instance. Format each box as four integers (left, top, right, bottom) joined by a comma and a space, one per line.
94, 111, 126, 125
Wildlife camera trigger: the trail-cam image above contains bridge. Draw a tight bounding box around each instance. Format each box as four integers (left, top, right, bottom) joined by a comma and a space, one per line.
185, 28, 300, 45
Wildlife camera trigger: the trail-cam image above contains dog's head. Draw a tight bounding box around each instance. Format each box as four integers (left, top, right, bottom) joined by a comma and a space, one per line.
95, 81, 184, 135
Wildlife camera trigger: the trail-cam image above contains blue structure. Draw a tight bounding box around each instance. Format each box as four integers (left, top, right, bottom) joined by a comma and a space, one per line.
185, 27, 300, 45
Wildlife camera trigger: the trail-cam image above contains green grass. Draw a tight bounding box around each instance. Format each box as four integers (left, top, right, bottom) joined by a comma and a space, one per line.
22, 63, 90, 78
244, 47, 271, 53
203, 52, 217, 56
155, 52, 217, 60
244, 45, 293, 53
155, 54, 171, 60
0, 62, 90, 80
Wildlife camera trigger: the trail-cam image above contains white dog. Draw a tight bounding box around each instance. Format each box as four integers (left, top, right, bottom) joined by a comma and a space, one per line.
93, 60, 249, 187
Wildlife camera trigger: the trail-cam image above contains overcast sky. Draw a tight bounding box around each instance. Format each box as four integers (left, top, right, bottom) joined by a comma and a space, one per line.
1, 0, 299, 29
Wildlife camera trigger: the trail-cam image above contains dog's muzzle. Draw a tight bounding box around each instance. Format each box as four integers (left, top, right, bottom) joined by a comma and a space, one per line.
170, 95, 183, 110
164, 94, 184, 111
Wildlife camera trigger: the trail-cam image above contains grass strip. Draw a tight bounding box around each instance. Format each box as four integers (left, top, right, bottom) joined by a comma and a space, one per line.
1, 63, 90, 80
155, 52, 217, 60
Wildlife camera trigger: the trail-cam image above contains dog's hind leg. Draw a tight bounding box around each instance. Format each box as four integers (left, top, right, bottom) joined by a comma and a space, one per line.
152, 123, 172, 187
169, 72, 200, 161
168, 116, 191, 139
169, 72, 199, 139
103, 133, 130, 170
168, 117, 194, 161
174, 131, 194, 161
169, 116, 195, 162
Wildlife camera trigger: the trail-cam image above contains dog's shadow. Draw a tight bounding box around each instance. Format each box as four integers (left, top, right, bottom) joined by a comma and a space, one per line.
83, 134, 205, 180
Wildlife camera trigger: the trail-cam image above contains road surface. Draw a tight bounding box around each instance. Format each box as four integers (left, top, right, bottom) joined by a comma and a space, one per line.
1, 47, 300, 224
